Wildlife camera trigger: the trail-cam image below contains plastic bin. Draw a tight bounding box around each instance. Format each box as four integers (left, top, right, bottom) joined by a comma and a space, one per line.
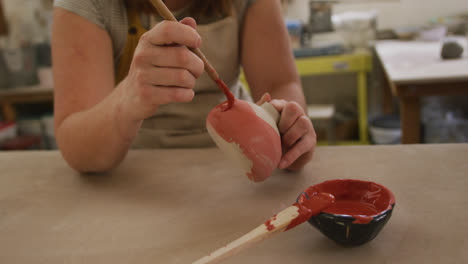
286, 20, 303, 49
369, 115, 401, 145
0, 122, 17, 143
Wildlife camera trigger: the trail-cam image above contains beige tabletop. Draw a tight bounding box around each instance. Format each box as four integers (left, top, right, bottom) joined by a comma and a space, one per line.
375, 37, 468, 85
1, 144, 467, 263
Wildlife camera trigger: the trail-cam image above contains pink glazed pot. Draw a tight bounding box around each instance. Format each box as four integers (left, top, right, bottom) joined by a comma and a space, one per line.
207, 99, 282, 182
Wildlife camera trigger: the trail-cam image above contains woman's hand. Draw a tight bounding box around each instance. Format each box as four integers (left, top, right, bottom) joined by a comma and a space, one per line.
257, 94, 316, 171
242, 0, 314, 171
272, 99, 316, 171
118, 17, 204, 122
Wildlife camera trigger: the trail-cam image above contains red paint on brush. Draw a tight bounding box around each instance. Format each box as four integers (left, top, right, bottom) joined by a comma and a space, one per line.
299, 179, 396, 224
215, 79, 235, 111
285, 192, 335, 231
207, 100, 281, 182
264, 215, 277, 231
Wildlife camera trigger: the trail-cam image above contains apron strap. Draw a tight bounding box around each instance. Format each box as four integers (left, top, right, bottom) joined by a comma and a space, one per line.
115, 8, 147, 84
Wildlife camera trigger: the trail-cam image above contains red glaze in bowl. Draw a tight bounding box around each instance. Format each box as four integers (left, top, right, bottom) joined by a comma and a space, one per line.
298, 179, 396, 246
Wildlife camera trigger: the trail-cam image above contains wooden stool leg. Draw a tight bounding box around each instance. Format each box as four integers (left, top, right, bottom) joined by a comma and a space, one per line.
1, 102, 16, 121
383, 75, 394, 115
357, 71, 369, 144
327, 118, 336, 145
400, 97, 421, 144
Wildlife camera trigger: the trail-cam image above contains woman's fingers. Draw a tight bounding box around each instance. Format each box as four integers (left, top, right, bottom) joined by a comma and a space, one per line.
269, 99, 316, 170
269, 99, 287, 112
279, 130, 316, 170
150, 86, 195, 105
281, 115, 313, 149
139, 84, 195, 107
275, 101, 304, 134
122, 18, 205, 121
134, 44, 204, 79
137, 67, 196, 89
255, 93, 272, 105
142, 20, 201, 48
152, 46, 204, 78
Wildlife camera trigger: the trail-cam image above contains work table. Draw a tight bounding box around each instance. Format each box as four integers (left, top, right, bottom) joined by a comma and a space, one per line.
1, 144, 467, 263
375, 38, 468, 144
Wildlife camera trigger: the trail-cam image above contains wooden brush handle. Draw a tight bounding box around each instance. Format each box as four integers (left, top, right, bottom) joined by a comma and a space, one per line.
148, 0, 220, 81
192, 205, 301, 264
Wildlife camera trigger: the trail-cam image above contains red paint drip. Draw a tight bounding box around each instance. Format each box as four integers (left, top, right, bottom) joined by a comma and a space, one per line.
215, 79, 235, 111
285, 193, 335, 231
264, 215, 277, 231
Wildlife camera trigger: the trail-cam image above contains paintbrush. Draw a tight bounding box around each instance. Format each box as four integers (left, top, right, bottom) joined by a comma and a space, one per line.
192, 193, 335, 264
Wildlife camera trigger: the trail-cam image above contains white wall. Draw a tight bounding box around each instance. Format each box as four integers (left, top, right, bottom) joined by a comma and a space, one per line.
285, 0, 468, 29
1, 0, 53, 45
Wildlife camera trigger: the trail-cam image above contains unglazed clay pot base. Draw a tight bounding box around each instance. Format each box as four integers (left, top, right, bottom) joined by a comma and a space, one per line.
207, 99, 282, 182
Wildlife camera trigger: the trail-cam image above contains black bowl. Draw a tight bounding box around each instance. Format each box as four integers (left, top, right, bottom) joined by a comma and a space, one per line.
298, 179, 395, 247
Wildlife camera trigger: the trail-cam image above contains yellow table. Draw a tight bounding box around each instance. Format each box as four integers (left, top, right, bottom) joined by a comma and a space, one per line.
241, 52, 372, 145
1, 144, 467, 263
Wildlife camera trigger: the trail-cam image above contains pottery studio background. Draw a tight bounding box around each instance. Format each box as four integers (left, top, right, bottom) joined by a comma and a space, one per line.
1, 0, 468, 150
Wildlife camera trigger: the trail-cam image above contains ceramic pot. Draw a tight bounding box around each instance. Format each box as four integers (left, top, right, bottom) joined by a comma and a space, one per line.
206, 99, 282, 182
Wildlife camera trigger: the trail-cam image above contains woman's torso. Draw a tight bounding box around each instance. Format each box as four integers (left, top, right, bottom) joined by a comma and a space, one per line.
54, 0, 255, 148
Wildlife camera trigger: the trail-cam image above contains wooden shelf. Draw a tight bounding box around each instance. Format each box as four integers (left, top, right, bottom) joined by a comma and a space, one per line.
0, 85, 54, 121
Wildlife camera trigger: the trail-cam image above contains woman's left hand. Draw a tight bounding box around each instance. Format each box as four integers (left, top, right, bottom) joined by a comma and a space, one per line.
257, 94, 316, 171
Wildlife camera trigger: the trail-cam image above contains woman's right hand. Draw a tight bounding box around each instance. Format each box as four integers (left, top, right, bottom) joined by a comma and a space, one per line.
118, 17, 204, 122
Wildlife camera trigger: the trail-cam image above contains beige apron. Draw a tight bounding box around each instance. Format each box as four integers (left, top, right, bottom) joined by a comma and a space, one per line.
117, 5, 252, 149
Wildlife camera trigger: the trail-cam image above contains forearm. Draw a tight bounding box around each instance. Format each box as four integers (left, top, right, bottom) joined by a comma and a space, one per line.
56, 85, 141, 173
241, 0, 306, 110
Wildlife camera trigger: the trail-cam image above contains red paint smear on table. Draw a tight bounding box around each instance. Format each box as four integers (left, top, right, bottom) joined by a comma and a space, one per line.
285, 192, 335, 231
299, 179, 396, 224
215, 78, 235, 111
207, 100, 282, 182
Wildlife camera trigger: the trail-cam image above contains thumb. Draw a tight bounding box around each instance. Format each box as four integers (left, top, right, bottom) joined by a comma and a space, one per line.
256, 93, 271, 106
